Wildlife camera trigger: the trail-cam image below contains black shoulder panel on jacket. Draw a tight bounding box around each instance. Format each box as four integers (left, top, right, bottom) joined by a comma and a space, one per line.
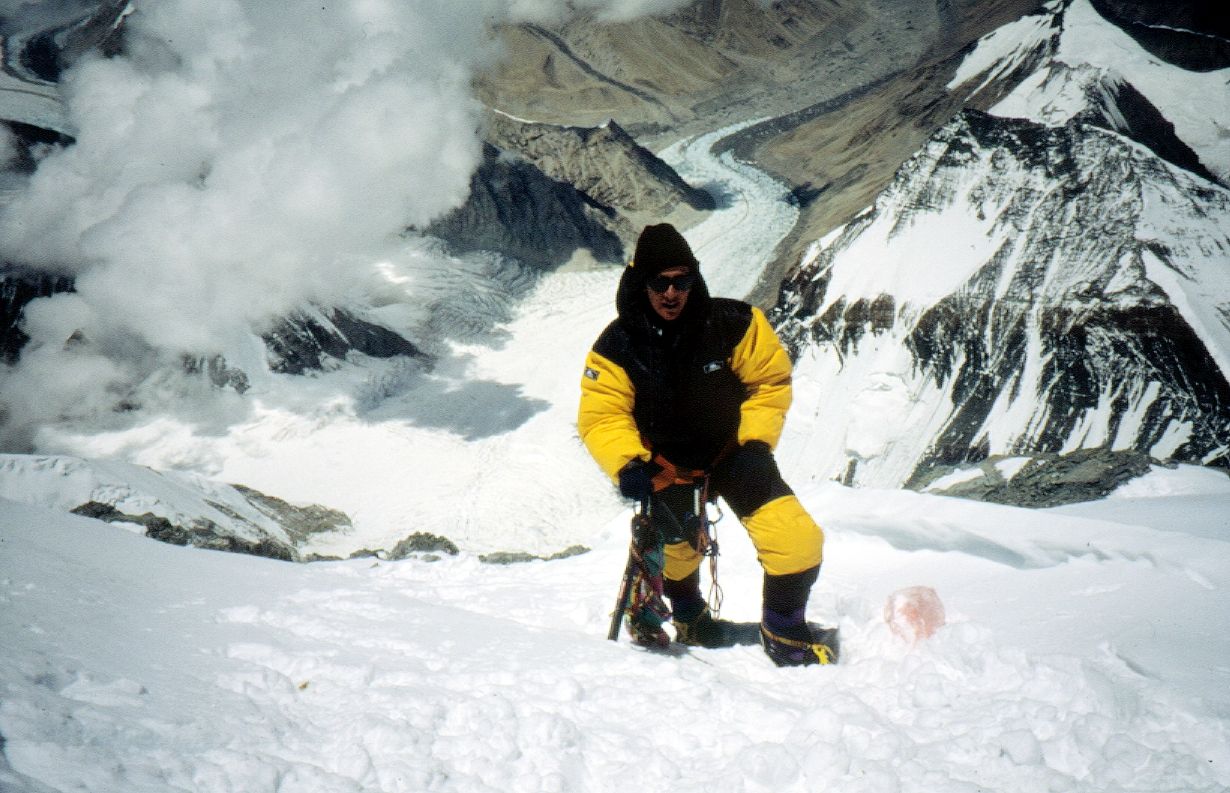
587, 297, 759, 470
592, 319, 630, 365
705, 298, 754, 354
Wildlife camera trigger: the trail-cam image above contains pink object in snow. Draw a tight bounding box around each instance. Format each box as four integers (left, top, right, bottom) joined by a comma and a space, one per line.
884, 586, 946, 643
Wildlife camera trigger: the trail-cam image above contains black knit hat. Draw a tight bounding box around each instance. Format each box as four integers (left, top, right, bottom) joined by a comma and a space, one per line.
633, 223, 699, 278
616, 222, 709, 327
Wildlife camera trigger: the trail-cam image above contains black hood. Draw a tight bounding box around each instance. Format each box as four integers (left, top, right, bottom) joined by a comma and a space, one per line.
616, 224, 711, 334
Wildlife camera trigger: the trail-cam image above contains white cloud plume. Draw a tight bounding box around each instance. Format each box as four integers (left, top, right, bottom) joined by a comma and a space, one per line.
2, 0, 501, 349
0, 0, 695, 446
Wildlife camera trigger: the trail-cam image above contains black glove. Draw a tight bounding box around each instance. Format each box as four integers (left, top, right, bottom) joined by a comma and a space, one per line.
618, 459, 661, 502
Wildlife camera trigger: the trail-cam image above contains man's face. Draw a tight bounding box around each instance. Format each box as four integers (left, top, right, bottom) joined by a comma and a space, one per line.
646, 265, 694, 322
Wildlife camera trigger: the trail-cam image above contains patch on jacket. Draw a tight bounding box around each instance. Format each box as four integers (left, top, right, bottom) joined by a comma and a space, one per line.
702, 360, 724, 374
584, 367, 600, 381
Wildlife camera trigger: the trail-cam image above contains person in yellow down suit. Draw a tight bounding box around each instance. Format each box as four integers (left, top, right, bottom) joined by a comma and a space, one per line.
578, 223, 833, 666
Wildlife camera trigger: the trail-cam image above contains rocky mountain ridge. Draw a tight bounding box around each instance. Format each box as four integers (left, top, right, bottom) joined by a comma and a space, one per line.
771, 103, 1230, 487
479, 0, 1047, 300
424, 141, 626, 271
484, 111, 715, 228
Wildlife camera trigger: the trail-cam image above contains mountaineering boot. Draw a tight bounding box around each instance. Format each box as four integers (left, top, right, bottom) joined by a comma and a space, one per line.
626, 588, 671, 647
759, 622, 835, 666
665, 571, 732, 648
673, 605, 738, 648
761, 565, 832, 666
628, 616, 670, 648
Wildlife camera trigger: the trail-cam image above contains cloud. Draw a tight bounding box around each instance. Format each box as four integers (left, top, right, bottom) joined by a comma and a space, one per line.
0, 0, 695, 447
2, 0, 497, 349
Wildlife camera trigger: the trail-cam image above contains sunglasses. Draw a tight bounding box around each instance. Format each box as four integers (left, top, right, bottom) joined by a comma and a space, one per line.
646, 272, 697, 293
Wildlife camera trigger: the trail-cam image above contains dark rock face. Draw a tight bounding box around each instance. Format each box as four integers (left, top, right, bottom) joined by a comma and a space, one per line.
426, 142, 625, 269
1088, 0, 1230, 72
262, 307, 426, 375
0, 120, 73, 170
903, 297, 1230, 475
341, 532, 466, 562
71, 500, 297, 562
486, 114, 714, 221
229, 484, 352, 547
181, 355, 251, 394
773, 109, 1230, 488
0, 0, 128, 84
0, 265, 74, 363
1072, 71, 1221, 185
386, 532, 459, 560
919, 448, 1156, 507
479, 545, 589, 564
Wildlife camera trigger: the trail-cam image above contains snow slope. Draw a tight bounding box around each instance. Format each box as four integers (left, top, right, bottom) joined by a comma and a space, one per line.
3, 465, 1229, 792
0, 454, 301, 549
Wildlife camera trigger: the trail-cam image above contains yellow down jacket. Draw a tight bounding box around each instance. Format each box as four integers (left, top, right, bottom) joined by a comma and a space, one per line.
577, 262, 823, 577
577, 268, 793, 481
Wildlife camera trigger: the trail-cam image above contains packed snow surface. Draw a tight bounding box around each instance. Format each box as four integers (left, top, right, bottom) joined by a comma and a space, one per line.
3, 465, 1229, 792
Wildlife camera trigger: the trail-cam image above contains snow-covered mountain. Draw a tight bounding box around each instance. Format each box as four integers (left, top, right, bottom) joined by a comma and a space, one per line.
772, 0, 1230, 491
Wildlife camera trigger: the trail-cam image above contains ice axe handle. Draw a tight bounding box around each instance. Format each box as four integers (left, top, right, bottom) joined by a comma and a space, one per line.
607, 498, 651, 642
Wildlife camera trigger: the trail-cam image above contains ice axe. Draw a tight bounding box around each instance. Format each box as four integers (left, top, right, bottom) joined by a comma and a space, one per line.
607, 498, 662, 641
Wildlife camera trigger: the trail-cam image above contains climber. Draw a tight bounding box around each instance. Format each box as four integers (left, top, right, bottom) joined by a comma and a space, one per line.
578, 223, 832, 666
